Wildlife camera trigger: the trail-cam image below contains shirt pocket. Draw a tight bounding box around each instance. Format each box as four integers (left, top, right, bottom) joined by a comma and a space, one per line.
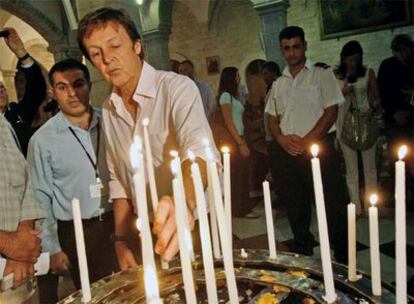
296, 85, 320, 105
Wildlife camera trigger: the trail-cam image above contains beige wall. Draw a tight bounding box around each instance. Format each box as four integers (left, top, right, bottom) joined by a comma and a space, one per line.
287, 0, 414, 74
169, 0, 265, 96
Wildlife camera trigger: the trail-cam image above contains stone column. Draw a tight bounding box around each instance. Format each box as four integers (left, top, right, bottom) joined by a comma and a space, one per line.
2, 70, 17, 102
252, 0, 289, 68
142, 25, 171, 71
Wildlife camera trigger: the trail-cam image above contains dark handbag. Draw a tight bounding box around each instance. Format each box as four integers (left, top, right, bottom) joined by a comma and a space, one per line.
340, 95, 379, 151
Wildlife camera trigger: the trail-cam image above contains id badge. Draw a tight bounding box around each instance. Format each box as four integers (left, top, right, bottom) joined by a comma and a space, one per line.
90, 181, 103, 199
90, 177, 109, 199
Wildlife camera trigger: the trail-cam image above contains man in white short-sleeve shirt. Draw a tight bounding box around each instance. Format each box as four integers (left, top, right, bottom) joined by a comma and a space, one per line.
265, 26, 348, 263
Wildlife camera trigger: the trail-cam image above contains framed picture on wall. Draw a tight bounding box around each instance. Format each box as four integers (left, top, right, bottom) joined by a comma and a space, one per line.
206, 56, 220, 75
319, 0, 412, 40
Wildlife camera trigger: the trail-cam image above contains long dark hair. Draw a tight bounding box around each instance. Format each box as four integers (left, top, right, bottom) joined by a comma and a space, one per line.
335, 40, 367, 80
218, 67, 239, 100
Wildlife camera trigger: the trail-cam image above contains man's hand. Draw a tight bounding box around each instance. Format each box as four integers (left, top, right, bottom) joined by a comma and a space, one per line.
0, 229, 41, 263
394, 110, 411, 126
239, 143, 250, 159
50, 251, 71, 276
2, 28, 27, 59
277, 134, 304, 156
3, 260, 34, 289
114, 242, 137, 270
153, 196, 195, 261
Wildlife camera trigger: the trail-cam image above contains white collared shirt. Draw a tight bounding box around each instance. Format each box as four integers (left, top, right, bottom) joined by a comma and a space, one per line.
265, 59, 344, 137
102, 61, 219, 203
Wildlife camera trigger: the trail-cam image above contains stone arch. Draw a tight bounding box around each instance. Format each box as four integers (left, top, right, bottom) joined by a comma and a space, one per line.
0, 1, 64, 48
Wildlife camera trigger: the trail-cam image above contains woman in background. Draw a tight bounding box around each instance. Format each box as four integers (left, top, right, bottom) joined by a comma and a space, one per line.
335, 40, 380, 215
218, 67, 258, 218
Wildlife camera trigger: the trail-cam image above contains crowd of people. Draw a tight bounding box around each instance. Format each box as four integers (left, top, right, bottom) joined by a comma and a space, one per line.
0, 7, 413, 301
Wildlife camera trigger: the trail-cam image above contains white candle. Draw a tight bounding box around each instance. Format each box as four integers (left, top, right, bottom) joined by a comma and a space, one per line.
188, 150, 218, 304
170, 151, 195, 260
171, 161, 197, 303
204, 139, 221, 259
395, 145, 407, 303
71, 199, 91, 303
263, 180, 277, 259
310, 144, 337, 303
347, 202, 359, 281
368, 194, 382, 296
142, 118, 169, 270
208, 154, 239, 304
221, 146, 232, 247
130, 137, 161, 302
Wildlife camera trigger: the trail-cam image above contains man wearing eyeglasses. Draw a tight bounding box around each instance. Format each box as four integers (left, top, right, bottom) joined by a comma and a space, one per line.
27, 59, 118, 302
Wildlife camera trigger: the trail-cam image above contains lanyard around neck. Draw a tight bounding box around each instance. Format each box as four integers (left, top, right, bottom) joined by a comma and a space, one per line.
68, 117, 100, 180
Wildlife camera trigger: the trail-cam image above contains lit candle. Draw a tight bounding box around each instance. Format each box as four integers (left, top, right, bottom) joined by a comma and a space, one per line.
171, 160, 197, 303
203, 139, 221, 259
263, 180, 277, 259
368, 194, 382, 296
395, 145, 407, 303
142, 118, 169, 270
310, 144, 337, 303
221, 146, 232, 247
130, 137, 161, 302
188, 150, 218, 304
71, 198, 91, 303
207, 151, 239, 304
170, 150, 195, 260
347, 202, 361, 281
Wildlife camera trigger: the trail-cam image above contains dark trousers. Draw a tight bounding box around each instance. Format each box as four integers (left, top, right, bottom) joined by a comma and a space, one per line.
230, 144, 256, 217
268, 134, 349, 261
57, 213, 119, 290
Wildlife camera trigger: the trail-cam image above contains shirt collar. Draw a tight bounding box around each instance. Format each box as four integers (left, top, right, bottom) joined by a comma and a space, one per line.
56, 107, 99, 133
282, 58, 313, 78
109, 61, 157, 109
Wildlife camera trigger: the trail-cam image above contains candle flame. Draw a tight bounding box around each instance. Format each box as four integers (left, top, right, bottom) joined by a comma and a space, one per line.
202, 138, 210, 147
398, 145, 407, 160
221, 146, 230, 154
136, 218, 143, 231
187, 150, 195, 162
142, 117, 150, 127
129, 136, 143, 170
310, 144, 319, 157
144, 265, 160, 299
169, 150, 178, 158
369, 194, 378, 206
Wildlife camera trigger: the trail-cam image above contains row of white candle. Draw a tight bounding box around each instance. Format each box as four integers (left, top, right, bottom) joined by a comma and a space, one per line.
347, 145, 408, 301
69, 120, 408, 303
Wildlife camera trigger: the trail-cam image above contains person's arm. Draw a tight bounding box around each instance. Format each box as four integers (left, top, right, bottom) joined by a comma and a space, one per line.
3, 28, 46, 123
26, 136, 60, 255
367, 68, 380, 110
153, 78, 214, 261
103, 124, 137, 270
302, 105, 338, 145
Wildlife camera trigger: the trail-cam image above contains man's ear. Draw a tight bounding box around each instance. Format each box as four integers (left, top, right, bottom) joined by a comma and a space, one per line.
304, 40, 308, 51
134, 40, 142, 56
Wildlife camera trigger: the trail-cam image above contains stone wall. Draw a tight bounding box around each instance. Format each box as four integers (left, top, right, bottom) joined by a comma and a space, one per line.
169, 0, 265, 95
287, 0, 414, 73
